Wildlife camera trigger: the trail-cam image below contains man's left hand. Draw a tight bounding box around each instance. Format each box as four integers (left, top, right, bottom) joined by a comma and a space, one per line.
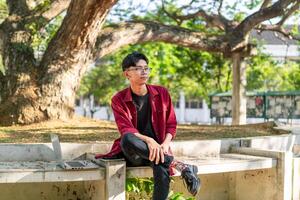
161, 141, 170, 154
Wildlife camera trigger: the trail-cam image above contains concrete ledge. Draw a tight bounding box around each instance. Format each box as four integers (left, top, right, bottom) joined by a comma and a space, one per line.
0, 135, 293, 161
0, 161, 105, 183
293, 157, 300, 200
241, 135, 295, 152
232, 147, 293, 200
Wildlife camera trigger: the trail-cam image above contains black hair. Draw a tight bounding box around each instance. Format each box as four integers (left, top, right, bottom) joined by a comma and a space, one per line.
121, 51, 149, 71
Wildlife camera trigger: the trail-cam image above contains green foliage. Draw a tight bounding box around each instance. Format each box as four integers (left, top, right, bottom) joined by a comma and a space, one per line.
247, 52, 300, 91
168, 191, 195, 200
291, 24, 299, 36
126, 177, 195, 200
78, 59, 126, 106
31, 15, 64, 58
173, 47, 231, 100
0, 0, 8, 22
244, 0, 262, 9
12, 43, 34, 55
0, 54, 5, 75
126, 178, 154, 197
78, 41, 231, 103
234, 12, 246, 22
32, 0, 52, 13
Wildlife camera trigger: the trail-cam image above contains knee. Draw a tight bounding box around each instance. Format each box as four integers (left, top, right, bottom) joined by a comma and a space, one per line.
120, 133, 134, 148
164, 155, 174, 167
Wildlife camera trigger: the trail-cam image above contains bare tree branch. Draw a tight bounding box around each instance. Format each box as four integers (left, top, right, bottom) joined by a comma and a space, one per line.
179, 0, 198, 10
218, 0, 224, 15
93, 21, 228, 59
233, 0, 297, 40
277, 1, 300, 26
256, 24, 300, 41
40, 0, 70, 21
161, 0, 182, 25
27, 0, 71, 22
163, 8, 227, 30
160, 0, 229, 30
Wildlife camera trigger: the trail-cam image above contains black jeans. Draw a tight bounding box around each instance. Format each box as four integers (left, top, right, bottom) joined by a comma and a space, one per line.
120, 133, 174, 200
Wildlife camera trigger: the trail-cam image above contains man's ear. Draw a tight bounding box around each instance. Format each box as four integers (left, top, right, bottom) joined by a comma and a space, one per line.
123, 71, 130, 79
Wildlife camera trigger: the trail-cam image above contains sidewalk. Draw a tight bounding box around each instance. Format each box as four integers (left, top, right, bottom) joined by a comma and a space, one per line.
274, 122, 300, 134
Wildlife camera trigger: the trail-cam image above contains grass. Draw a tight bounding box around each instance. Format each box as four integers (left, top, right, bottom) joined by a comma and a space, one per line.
0, 116, 289, 143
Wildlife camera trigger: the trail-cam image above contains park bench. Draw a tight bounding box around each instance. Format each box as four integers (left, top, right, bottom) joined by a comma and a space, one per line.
0, 135, 296, 200
89, 138, 294, 200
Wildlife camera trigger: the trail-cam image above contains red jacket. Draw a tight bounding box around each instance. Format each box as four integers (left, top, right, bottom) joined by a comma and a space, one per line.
95, 84, 177, 158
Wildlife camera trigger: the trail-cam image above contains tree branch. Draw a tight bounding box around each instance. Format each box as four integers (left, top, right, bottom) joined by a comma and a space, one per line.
218, 0, 224, 15
256, 24, 300, 41
235, 0, 297, 35
39, 0, 71, 21
260, 0, 272, 9
93, 21, 228, 59
160, 0, 228, 30
39, 0, 117, 81
277, 1, 300, 26
161, 1, 182, 25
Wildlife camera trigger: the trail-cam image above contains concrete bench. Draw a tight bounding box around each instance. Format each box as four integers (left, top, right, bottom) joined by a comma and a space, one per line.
0, 135, 295, 200
89, 147, 288, 200
0, 152, 278, 199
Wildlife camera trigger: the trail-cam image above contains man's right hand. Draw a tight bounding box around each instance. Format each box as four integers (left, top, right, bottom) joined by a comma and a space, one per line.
145, 137, 164, 164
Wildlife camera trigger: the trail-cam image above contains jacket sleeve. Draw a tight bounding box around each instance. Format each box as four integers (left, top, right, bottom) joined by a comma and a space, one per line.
111, 95, 139, 136
165, 90, 177, 139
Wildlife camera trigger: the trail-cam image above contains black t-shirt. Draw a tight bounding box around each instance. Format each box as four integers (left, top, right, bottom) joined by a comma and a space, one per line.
131, 91, 158, 141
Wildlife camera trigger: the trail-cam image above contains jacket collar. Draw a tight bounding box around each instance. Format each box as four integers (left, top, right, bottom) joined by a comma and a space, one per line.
124, 84, 159, 102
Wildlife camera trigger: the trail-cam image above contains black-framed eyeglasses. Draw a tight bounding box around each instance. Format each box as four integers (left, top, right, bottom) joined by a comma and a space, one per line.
127, 66, 151, 73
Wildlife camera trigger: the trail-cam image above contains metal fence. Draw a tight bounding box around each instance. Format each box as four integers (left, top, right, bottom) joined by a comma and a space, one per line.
209, 91, 300, 121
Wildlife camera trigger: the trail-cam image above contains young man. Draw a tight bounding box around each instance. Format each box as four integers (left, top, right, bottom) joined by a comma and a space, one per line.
95, 52, 200, 200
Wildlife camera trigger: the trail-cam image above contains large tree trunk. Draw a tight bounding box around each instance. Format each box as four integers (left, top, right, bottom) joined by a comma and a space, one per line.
0, 14, 42, 125
0, 0, 117, 125
231, 52, 247, 125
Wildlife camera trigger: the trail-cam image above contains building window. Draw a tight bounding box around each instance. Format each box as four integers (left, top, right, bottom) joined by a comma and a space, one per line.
185, 99, 203, 109
199, 100, 203, 109
190, 101, 198, 108
185, 101, 190, 108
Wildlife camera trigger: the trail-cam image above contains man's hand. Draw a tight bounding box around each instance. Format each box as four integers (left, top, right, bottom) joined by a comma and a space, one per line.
161, 133, 173, 155
161, 140, 170, 154
145, 137, 164, 164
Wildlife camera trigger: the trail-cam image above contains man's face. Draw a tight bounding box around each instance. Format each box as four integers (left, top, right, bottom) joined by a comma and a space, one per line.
123, 59, 150, 85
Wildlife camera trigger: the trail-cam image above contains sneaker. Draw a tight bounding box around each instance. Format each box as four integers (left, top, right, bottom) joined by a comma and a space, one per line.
181, 164, 201, 196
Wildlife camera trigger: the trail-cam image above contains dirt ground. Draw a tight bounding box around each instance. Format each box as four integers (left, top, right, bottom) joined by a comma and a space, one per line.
0, 116, 289, 143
